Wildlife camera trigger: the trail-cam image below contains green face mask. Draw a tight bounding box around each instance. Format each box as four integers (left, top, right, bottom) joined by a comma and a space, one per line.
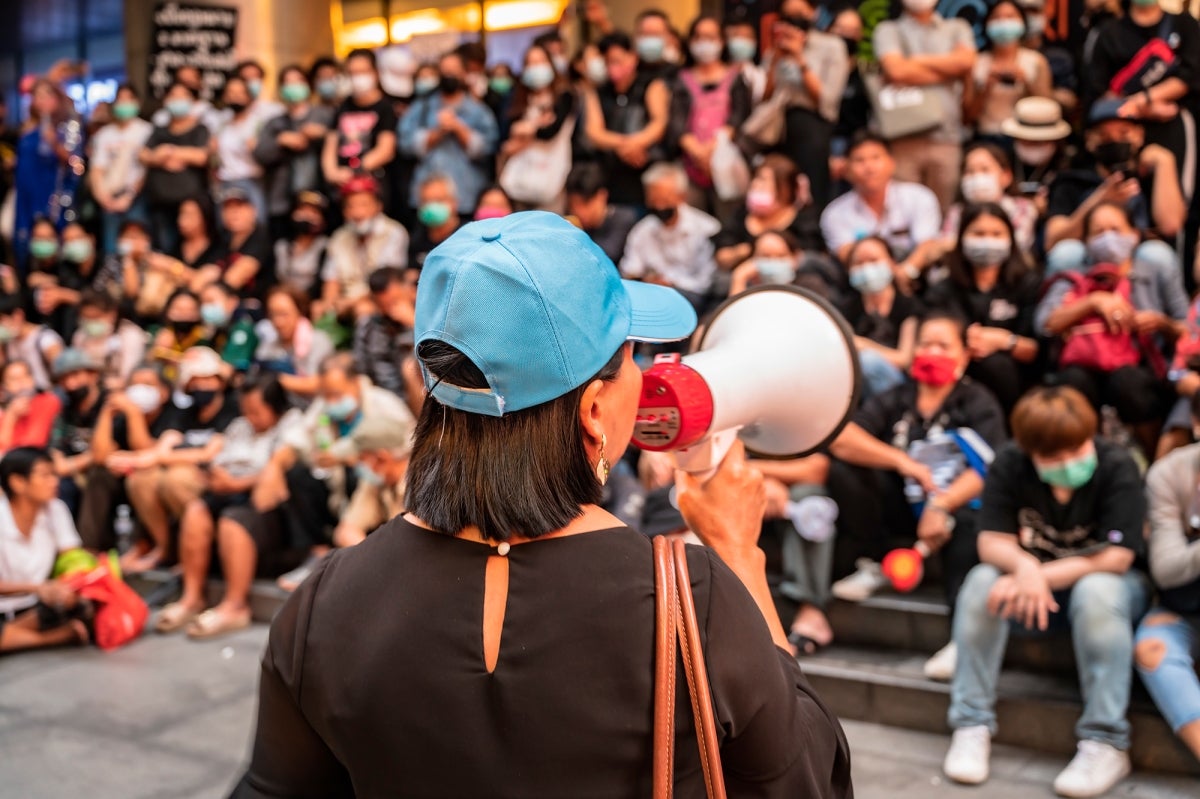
1036, 450, 1098, 490
61, 239, 94, 264
112, 101, 140, 121
280, 83, 311, 104
418, 201, 453, 227
29, 238, 58, 260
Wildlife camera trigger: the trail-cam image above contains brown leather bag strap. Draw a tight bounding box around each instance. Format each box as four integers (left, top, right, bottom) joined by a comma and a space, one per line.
672, 538, 727, 799
652, 536, 678, 799
652, 537, 727, 799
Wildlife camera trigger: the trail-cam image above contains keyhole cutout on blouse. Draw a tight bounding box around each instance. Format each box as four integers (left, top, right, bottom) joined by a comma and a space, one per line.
482, 553, 510, 674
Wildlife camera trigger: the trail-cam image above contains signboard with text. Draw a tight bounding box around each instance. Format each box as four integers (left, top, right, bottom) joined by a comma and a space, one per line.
147, 2, 238, 100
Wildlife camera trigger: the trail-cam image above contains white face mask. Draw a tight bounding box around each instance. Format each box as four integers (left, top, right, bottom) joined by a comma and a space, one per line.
960, 172, 1003, 203
125, 383, 163, 414
903, 0, 939, 12
1014, 141, 1057, 167
350, 73, 377, 96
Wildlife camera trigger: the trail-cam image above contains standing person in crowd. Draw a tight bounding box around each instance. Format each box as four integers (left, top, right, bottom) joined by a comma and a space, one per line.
212, 76, 267, 223
330, 415, 415, 551
564, 162, 638, 264
0, 293, 63, 392
399, 50, 499, 219
322, 48, 397, 198
1044, 99, 1185, 250
1136, 392, 1200, 762
1037, 201, 1184, 449
70, 289, 146, 390
820, 132, 942, 287
1001, 96, 1072, 204
671, 16, 750, 217
273, 191, 329, 299
619, 162, 720, 313
253, 286, 335, 400
771, 0, 849, 210
840, 236, 922, 399
943, 386, 1147, 797
14, 79, 82, 273
309, 57, 343, 112
254, 353, 414, 592
318, 175, 408, 322
499, 43, 576, 211
828, 8, 869, 199
926, 203, 1041, 413
353, 267, 420, 409
123, 347, 237, 573
583, 32, 671, 209
236, 59, 285, 126
255, 64, 334, 241
407, 174, 463, 269
830, 313, 1006, 680
156, 374, 303, 638
83, 365, 174, 555
634, 8, 680, 82
141, 82, 211, 253
0, 447, 89, 653
0, 361, 60, 453
715, 154, 825, 271
89, 83, 152, 256
965, 0, 1052, 142
457, 42, 507, 130
873, 0, 977, 210
724, 15, 767, 103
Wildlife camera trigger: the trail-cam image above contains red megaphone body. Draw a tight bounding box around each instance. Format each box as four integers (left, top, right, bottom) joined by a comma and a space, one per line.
882, 541, 933, 593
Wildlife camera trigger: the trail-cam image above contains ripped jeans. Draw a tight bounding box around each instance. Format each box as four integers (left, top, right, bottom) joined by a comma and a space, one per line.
1135, 609, 1200, 733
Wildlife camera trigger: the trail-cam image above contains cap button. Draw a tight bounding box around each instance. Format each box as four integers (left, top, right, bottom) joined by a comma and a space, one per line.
482, 230, 502, 242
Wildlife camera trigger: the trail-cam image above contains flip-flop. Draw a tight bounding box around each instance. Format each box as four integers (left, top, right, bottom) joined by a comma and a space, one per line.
186, 608, 251, 640
787, 630, 827, 657
154, 601, 200, 634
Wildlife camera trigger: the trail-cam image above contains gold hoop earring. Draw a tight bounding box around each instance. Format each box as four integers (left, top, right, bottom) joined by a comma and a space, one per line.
595, 433, 610, 486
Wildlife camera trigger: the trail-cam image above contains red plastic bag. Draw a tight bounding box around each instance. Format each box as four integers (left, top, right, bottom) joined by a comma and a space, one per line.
62, 559, 149, 651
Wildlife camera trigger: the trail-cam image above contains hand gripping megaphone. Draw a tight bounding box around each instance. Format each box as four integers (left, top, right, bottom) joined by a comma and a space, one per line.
632, 285, 861, 474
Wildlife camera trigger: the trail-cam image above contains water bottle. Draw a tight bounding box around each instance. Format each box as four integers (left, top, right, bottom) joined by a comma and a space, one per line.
114, 504, 134, 555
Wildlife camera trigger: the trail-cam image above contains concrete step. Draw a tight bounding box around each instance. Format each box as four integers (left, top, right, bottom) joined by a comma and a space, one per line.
827, 590, 1079, 674
801, 643, 1200, 777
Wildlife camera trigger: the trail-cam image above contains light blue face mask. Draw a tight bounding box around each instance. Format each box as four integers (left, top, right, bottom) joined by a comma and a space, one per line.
727, 37, 757, 63
355, 462, 386, 487
986, 19, 1026, 45
637, 36, 666, 63
326, 395, 358, 421
201, 303, 230, 327
755, 257, 796, 284
849, 261, 894, 294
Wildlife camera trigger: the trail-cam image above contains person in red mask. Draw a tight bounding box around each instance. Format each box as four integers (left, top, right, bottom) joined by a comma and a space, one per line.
828, 312, 1008, 680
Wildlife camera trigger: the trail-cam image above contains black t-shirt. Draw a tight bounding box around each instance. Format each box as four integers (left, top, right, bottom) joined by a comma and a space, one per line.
1046, 164, 1154, 232
923, 271, 1041, 337
714, 207, 826, 256
55, 391, 108, 456
332, 97, 398, 171
174, 239, 224, 270
854, 379, 1008, 455
157, 392, 240, 449
841, 291, 923, 349
979, 439, 1146, 562
111, 407, 178, 450
1083, 14, 1200, 111
143, 123, 211, 207
408, 221, 463, 270
212, 225, 275, 300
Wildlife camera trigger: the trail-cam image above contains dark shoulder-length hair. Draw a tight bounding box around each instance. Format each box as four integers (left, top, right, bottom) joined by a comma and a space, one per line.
406, 340, 625, 541
509, 44, 569, 121
948, 202, 1031, 291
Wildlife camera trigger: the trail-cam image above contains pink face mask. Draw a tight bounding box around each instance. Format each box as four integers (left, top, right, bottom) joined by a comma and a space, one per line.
474, 206, 509, 221
746, 189, 775, 215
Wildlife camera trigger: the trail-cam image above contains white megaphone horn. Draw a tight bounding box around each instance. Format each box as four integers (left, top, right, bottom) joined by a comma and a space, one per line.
632, 285, 861, 476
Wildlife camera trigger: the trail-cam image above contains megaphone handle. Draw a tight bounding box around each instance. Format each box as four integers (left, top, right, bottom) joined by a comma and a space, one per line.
673, 428, 742, 481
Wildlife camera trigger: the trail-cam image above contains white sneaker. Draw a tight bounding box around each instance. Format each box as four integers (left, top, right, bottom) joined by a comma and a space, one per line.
943, 725, 991, 785
923, 641, 958, 682
831, 558, 889, 602
1053, 740, 1130, 798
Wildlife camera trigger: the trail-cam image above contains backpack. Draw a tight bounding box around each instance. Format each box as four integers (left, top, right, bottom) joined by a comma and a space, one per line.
679, 68, 737, 187
1049, 265, 1143, 372
1109, 15, 1178, 97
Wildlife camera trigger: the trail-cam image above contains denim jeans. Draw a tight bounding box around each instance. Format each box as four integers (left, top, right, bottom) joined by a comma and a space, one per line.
858, 348, 907, 400
1135, 608, 1200, 733
948, 563, 1150, 749
99, 195, 148, 257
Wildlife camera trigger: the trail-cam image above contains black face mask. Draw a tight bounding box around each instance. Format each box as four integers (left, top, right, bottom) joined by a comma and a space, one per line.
648, 206, 677, 224
783, 15, 813, 32
188, 389, 218, 408
66, 385, 91, 406
842, 37, 860, 57
440, 76, 463, 96
292, 217, 321, 236
1092, 140, 1135, 171
226, 101, 248, 114
170, 320, 199, 339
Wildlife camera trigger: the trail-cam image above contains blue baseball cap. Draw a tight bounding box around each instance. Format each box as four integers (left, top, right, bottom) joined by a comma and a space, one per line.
415, 211, 697, 416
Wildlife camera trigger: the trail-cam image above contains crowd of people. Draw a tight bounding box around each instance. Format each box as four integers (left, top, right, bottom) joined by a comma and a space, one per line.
0, 0, 1199, 794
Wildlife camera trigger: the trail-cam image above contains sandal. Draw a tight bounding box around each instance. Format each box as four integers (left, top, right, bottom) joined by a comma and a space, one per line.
154, 601, 201, 634
185, 607, 251, 640
276, 553, 324, 593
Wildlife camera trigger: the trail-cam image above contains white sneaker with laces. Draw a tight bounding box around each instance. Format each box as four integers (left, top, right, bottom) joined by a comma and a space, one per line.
943, 725, 991, 785
831, 558, 888, 602
923, 641, 958, 682
1052, 740, 1130, 798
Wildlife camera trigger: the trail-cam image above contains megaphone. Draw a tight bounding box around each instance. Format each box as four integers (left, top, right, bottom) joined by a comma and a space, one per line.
632, 285, 860, 474
882, 541, 932, 593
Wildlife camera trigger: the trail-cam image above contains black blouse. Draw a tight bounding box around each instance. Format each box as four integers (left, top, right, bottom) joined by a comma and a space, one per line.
232, 517, 853, 798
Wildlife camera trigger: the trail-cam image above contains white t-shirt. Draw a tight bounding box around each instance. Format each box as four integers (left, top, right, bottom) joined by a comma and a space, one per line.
215, 112, 264, 182
0, 497, 81, 615
90, 118, 154, 197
